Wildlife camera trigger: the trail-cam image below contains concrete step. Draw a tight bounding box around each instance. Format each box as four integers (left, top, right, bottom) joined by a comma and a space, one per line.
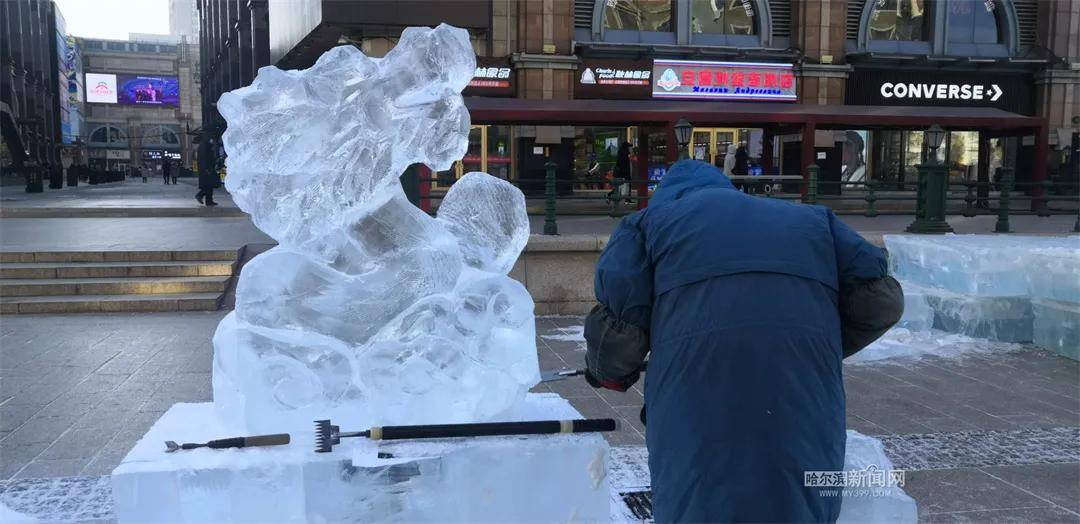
0, 276, 230, 297
0, 292, 223, 314
0, 249, 238, 263
0, 260, 235, 279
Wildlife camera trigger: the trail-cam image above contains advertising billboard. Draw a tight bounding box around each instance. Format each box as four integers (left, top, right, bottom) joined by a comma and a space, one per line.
651, 59, 797, 102
86, 73, 118, 104
85, 73, 180, 106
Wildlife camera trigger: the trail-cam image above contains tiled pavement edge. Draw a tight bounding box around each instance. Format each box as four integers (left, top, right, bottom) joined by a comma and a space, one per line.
0, 313, 1077, 521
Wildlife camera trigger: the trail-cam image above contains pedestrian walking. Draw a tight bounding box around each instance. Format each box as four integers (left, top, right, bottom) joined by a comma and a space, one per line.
195, 166, 218, 206
583, 160, 903, 523
722, 143, 737, 176
162, 161, 171, 184
734, 144, 749, 177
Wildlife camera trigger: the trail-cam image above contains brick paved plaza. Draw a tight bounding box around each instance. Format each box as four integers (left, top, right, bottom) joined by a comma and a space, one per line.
0, 312, 1077, 521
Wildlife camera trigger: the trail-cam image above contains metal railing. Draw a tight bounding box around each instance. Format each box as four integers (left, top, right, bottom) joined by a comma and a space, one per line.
411, 163, 1079, 235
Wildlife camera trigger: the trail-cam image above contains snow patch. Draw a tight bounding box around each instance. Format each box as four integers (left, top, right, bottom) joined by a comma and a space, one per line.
542, 325, 586, 342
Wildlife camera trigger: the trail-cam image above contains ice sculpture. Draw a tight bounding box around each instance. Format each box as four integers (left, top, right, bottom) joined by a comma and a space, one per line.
211, 23, 538, 433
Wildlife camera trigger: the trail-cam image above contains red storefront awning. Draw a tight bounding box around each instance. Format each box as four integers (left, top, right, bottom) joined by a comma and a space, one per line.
464, 97, 1043, 132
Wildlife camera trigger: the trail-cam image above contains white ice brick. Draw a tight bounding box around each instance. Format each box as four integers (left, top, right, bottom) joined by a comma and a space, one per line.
885, 235, 1079, 297
112, 394, 609, 523
923, 285, 1033, 343
897, 283, 934, 332
1032, 299, 1080, 361
1026, 248, 1080, 304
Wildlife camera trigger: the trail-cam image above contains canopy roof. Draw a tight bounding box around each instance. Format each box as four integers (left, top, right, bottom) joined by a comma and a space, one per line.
464, 97, 1043, 132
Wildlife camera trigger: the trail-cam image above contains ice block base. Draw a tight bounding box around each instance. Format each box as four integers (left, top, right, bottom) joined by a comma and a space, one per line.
111, 393, 609, 522
926, 289, 1033, 343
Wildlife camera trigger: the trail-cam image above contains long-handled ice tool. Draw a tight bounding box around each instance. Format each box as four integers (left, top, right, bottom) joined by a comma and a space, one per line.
164, 433, 291, 453
314, 418, 617, 453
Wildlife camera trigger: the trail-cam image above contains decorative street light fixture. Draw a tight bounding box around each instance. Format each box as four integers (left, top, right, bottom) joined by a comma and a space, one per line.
674, 118, 692, 160
907, 123, 954, 234
925, 123, 946, 163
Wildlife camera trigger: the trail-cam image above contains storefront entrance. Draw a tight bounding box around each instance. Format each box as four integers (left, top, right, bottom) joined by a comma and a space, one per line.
690, 127, 740, 165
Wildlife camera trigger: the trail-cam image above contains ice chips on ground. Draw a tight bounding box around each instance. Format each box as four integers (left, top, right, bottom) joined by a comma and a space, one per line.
836, 431, 918, 524
605, 431, 916, 523
112, 396, 610, 523
211, 24, 541, 433
885, 235, 1078, 297
848, 327, 1024, 363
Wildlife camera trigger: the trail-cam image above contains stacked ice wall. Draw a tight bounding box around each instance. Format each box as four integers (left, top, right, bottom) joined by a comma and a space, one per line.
1027, 248, 1080, 359
211, 24, 539, 434
885, 235, 1079, 358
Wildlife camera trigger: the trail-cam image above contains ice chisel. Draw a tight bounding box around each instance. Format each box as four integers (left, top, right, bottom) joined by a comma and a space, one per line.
314, 418, 617, 453
540, 361, 649, 383
164, 433, 291, 453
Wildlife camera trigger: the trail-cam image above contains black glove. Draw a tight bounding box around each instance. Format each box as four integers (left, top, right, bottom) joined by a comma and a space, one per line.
584, 369, 603, 389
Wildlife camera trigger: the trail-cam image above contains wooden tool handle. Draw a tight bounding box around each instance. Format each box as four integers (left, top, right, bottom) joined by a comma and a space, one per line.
244, 433, 291, 447
205, 434, 290, 449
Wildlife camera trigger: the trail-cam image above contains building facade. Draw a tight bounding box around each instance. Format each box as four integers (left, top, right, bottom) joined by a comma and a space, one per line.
170, 0, 201, 43
197, 0, 1079, 198
1, 0, 66, 189
196, 0, 271, 179
80, 38, 198, 174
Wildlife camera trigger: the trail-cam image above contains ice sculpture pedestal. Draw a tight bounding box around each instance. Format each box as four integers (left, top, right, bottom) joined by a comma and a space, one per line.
111, 394, 610, 522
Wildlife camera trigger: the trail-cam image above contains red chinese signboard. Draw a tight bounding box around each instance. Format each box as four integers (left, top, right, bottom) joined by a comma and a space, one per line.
652, 59, 797, 102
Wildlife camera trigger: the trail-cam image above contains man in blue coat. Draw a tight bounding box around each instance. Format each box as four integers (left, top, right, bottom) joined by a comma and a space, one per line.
584, 160, 902, 523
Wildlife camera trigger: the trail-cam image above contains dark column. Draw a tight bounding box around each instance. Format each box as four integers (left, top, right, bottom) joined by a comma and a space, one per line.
665, 124, 678, 165
250, 0, 271, 69
1031, 122, 1049, 211
636, 126, 649, 209
761, 127, 774, 174
801, 122, 817, 196
238, 3, 252, 85
977, 131, 990, 207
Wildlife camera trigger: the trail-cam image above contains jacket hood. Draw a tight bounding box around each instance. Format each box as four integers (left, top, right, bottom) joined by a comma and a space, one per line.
651, 160, 736, 206
726, 144, 738, 155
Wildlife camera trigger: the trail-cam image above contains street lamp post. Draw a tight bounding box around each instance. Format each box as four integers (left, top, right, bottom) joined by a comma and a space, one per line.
674, 118, 692, 161
906, 124, 954, 234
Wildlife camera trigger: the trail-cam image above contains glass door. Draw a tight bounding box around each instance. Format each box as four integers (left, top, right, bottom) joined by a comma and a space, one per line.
692, 127, 741, 165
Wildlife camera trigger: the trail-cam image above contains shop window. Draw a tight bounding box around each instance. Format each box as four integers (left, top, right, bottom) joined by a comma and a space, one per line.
947, 0, 1000, 44
947, 131, 980, 181
142, 125, 181, 147
433, 125, 515, 188
89, 124, 128, 146
691, 0, 758, 35
573, 127, 628, 189
868, 0, 931, 41
603, 0, 675, 32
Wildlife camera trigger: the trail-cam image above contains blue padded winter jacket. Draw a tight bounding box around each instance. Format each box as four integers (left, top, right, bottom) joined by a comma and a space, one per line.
588, 160, 896, 523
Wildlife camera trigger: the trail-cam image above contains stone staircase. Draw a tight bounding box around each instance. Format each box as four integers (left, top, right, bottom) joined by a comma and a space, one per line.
0, 250, 239, 314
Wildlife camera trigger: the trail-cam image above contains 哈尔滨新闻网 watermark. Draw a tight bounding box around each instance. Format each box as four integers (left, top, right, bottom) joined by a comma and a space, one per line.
804, 465, 905, 489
